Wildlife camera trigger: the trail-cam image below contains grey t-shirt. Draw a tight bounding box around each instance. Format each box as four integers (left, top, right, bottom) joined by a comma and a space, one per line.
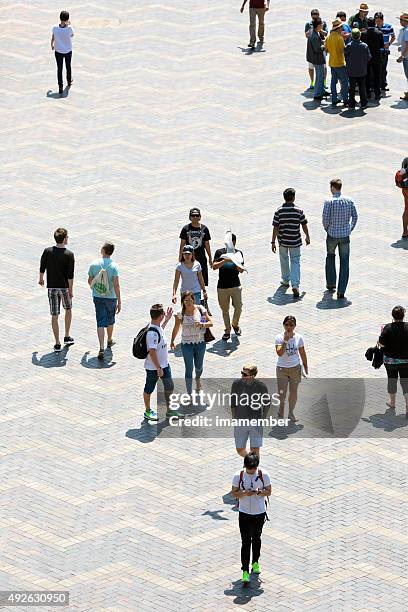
176, 261, 202, 293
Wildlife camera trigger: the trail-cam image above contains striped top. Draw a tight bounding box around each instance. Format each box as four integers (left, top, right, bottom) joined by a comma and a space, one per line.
322, 193, 358, 238
379, 23, 395, 46
272, 203, 307, 248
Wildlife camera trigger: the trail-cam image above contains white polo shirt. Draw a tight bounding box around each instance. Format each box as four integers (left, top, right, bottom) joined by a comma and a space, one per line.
232, 469, 271, 515
52, 25, 74, 54
144, 325, 169, 370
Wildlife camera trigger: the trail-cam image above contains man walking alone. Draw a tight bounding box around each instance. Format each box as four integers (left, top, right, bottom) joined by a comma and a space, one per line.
272, 188, 310, 299
240, 0, 270, 49
322, 179, 358, 299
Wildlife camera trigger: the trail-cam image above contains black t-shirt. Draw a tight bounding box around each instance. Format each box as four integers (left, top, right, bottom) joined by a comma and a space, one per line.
214, 248, 244, 289
39, 246, 75, 288
179, 223, 211, 266
230, 379, 270, 420
379, 322, 408, 359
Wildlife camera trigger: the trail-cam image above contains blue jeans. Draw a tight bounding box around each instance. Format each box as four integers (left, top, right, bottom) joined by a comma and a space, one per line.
314, 63, 325, 97
331, 66, 348, 103
325, 236, 350, 295
93, 297, 117, 328
181, 341, 206, 394
279, 245, 301, 289
144, 365, 174, 395
403, 57, 408, 83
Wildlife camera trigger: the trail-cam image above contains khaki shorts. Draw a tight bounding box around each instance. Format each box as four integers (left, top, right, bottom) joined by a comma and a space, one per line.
276, 365, 301, 394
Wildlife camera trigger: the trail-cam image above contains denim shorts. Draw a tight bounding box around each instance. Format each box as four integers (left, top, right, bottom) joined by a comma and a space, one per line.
144, 365, 174, 395
234, 425, 263, 449
93, 297, 117, 328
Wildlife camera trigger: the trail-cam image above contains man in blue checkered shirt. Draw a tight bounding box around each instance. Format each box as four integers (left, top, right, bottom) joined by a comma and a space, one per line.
322, 178, 358, 300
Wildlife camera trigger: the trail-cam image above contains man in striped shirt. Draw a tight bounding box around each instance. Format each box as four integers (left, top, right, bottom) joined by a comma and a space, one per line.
322, 179, 358, 300
271, 188, 310, 298
374, 12, 396, 91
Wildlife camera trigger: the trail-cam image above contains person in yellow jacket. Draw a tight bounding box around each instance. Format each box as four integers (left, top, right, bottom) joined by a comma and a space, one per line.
325, 18, 349, 106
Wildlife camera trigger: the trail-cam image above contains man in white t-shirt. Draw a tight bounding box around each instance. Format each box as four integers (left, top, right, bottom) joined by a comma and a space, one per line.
231, 452, 271, 585
143, 303, 183, 422
51, 10, 74, 95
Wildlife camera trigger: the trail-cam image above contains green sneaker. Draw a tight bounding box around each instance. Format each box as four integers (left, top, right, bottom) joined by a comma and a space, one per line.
252, 561, 261, 574
242, 570, 250, 583
143, 409, 159, 421
324, 80, 327, 88
166, 409, 183, 419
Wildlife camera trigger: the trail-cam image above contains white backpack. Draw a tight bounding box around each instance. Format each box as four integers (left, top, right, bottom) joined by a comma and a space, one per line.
91, 262, 112, 296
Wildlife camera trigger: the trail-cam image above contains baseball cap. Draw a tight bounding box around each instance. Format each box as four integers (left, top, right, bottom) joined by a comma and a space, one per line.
189, 207, 201, 217
182, 245, 194, 254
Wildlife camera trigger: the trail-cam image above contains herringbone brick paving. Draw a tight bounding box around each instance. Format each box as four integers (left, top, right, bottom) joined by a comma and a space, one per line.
1, 0, 408, 610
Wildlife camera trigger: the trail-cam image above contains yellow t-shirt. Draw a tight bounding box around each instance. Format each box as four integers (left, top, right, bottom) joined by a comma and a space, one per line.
324, 31, 346, 68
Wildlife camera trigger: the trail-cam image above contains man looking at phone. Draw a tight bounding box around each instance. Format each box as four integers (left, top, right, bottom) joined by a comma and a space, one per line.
231, 452, 272, 584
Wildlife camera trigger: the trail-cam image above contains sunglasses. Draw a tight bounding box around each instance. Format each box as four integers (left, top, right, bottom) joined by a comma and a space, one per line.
190, 214, 200, 218
284, 322, 295, 327
241, 371, 254, 377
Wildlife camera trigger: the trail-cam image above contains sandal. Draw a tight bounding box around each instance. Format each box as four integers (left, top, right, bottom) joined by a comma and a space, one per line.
386, 402, 396, 410
288, 412, 298, 423
277, 410, 284, 419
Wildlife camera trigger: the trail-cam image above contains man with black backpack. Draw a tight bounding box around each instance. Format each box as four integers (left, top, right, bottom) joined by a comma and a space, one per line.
231, 452, 271, 585
141, 303, 183, 422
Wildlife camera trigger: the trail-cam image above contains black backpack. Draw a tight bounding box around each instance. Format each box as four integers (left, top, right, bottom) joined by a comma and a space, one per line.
133, 325, 160, 359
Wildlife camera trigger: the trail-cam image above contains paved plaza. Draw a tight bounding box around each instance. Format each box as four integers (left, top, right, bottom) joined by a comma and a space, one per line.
1, 0, 408, 610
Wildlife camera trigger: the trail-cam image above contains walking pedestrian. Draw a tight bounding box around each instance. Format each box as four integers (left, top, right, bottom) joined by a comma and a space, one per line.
374, 12, 395, 92
142, 303, 182, 422
275, 316, 308, 422
325, 18, 349, 106
231, 452, 271, 584
322, 179, 358, 299
179, 208, 212, 288
213, 232, 245, 341
170, 291, 212, 395
396, 13, 408, 101
378, 305, 408, 416
271, 188, 310, 299
172, 245, 207, 305
362, 17, 384, 101
396, 157, 408, 238
38, 228, 74, 352
306, 17, 328, 100
87, 242, 121, 360
305, 9, 328, 89
345, 29, 371, 109
348, 3, 370, 32
231, 364, 270, 458
51, 10, 74, 96
240, 0, 269, 49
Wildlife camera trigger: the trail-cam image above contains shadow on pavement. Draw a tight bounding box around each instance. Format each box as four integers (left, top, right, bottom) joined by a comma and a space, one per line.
224, 576, 264, 603
126, 418, 170, 443
268, 421, 304, 440
207, 337, 240, 357
267, 285, 305, 306
362, 408, 408, 433
202, 509, 229, 521
391, 238, 408, 250
32, 347, 69, 368
46, 86, 70, 99
316, 290, 351, 309
80, 350, 116, 368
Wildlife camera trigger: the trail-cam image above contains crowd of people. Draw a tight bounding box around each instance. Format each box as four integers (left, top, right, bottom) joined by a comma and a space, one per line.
42, 9, 408, 587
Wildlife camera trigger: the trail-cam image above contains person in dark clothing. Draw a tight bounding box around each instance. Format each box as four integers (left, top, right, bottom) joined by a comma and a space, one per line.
378, 305, 408, 416
38, 227, 75, 352
345, 28, 371, 108
230, 364, 270, 457
362, 17, 384, 100
179, 208, 212, 287
306, 18, 327, 100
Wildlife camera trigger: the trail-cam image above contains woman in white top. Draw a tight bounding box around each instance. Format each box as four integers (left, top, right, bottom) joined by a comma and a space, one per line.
172, 245, 207, 305
275, 315, 308, 422
51, 10, 74, 94
170, 291, 213, 394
